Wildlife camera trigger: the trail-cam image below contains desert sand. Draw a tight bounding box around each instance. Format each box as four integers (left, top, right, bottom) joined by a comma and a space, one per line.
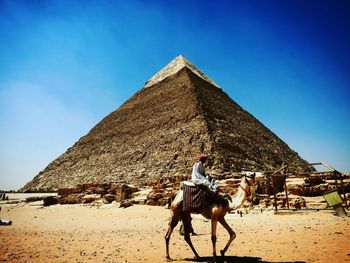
0, 201, 349, 263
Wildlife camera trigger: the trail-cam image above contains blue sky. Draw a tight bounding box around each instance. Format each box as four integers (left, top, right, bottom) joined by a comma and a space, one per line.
0, 0, 349, 190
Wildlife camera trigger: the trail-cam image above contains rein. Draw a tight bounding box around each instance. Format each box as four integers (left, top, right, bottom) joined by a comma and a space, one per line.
239, 184, 251, 195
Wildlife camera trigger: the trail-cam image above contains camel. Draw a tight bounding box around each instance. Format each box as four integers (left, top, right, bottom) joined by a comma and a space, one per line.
165, 173, 255, 260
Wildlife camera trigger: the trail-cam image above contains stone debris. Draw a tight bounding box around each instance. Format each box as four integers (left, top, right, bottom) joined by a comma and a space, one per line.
287, 179, 350, 196
8, 171, 350, 210
7, 172, 344, 210
119, 200, 133, 208
56, 182, 141, 206
43, 196, 58, 206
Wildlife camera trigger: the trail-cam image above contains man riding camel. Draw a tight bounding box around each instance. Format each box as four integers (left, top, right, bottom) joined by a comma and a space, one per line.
191, 154, 218, 193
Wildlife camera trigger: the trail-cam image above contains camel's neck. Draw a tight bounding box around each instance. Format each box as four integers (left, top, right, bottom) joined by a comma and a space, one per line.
227, 178, 251, 211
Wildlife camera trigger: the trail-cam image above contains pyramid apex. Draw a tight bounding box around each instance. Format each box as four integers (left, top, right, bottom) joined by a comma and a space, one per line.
145, 55, 221, 89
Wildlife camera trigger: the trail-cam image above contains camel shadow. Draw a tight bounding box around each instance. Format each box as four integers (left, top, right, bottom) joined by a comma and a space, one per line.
183, 256, 306, 263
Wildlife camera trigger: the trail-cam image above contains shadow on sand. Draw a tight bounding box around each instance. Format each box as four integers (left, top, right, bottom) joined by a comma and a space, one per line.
183, 256, 306, 263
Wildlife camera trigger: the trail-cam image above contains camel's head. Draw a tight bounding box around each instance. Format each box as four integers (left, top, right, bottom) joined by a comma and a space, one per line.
243, 172, 256, 187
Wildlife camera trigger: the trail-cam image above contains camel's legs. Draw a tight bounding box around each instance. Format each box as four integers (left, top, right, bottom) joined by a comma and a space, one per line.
211, 217, 218, 257
218, 217, 236, 256
182, 212, 200, 259
165, 207, 181, 259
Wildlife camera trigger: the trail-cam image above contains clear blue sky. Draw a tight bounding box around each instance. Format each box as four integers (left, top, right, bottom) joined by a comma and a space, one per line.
1, 0, 349, 190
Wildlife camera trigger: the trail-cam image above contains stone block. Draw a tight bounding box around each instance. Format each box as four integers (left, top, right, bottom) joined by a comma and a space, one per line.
59, 194, 83, 204
103, 194, 116, 203
146, 199, 159, 206
43, 196, 59, 206
81, 194, 101, 203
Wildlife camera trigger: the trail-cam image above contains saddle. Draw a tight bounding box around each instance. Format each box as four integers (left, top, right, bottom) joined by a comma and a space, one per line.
182, 183, 211, 212
172, 181, 227, 213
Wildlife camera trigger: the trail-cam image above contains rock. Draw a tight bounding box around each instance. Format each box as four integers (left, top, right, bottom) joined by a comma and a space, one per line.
26, 196, 45, 202
81, 194, 101, 203
84, 188, 96, 195
95, 186, 107, 195
158, 197, 171, 206
145, 199, 159, 206
119, 200, 133, 208
82, 183, 100, 191
59, 194, 83, 204
108, 182, 120, 194
43, 196, 58, 206
147, 192, 163, 200
90, 199, 104, 207
103, 194, 116, 203
57, 188, 79, 196
115, 184, 132, 202
131, 188, 151, 205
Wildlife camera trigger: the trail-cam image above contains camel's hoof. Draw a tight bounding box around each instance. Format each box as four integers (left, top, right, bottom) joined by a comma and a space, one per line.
166, 256, 173, 262
220, 250, 225, 257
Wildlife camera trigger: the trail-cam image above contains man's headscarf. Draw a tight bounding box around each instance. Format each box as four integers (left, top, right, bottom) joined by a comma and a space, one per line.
197, 154, 208, 162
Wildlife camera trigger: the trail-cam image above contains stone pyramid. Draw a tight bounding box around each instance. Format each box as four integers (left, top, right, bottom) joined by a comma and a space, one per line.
21, 55, 310, 191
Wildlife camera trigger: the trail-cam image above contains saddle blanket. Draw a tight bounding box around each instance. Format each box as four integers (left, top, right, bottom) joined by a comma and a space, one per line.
182, 183, 210, 212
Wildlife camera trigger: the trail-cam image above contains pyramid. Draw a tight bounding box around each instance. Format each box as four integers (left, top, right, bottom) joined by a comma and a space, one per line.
21, 55, 310, 191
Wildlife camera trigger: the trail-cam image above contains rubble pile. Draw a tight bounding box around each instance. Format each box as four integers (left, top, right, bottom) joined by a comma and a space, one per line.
256, 194, 307, 209
28, 172, 348, 210
145, 183, 179, 206
287, 178, 350, 196
54, 176, 248, 208
57, 183, 139, 205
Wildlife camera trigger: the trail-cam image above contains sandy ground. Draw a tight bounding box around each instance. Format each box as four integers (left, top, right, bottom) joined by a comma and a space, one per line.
0, 201, 349, 263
